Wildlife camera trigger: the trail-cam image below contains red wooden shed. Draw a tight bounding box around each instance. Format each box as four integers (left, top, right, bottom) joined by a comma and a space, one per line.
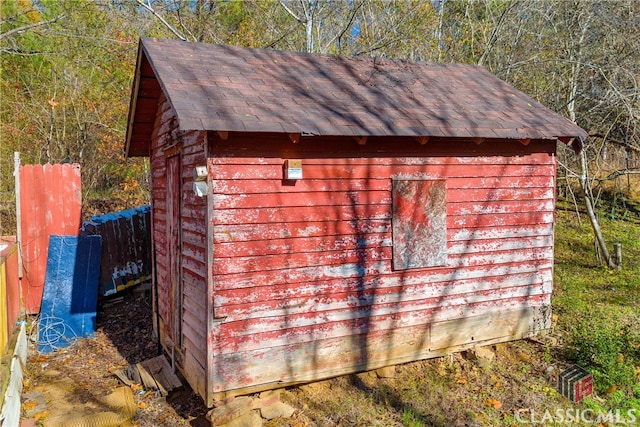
125, 37, 587, 406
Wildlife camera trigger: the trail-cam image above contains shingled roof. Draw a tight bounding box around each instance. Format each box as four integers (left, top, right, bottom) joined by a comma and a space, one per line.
125, 37, 587, 157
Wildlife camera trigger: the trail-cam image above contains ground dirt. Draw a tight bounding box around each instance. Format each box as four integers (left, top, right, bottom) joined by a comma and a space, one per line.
21, 290, 209, 427
20, 289, 571, 427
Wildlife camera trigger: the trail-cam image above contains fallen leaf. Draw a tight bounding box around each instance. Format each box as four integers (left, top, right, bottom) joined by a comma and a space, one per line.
48, 98, 59, 108
486, 398, 502, 409
457, 378, 468, 384
138, 401, 147, 409
606, 385, 618, 394
22, 401, 39, 411
34, 410, 49, 421
494, 381, 502, 388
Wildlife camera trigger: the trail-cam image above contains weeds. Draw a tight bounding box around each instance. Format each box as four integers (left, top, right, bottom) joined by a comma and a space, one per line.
568, 308, 638, 392
554, 199, 640, 413
400, 407, 424, 427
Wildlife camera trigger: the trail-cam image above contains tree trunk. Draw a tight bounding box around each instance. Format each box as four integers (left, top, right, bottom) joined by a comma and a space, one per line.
578, 149, 619, 269
565, 13, 619, 269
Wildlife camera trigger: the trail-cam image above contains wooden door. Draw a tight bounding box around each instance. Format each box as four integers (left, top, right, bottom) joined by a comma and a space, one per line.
166, 154, 182, 348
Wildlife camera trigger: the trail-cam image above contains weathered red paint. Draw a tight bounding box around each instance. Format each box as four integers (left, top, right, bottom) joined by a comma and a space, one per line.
19, 163, 81, 313
167, 153, 182, 347
207, 136, 557, 395
148, 96, 209, 399
135, 68, 571, 405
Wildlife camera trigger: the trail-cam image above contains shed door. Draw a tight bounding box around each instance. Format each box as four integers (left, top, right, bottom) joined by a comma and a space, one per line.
166, 153, 182, 348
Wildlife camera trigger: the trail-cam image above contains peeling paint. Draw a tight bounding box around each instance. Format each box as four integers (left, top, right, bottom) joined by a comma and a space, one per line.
152, 129, 561, 401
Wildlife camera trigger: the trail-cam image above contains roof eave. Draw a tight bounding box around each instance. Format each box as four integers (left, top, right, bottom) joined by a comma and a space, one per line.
557, 131, 587, 155
124, 39, 146, 158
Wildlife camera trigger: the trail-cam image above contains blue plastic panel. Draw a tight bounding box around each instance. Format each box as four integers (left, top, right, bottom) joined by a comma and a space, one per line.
38, 235, 102, 353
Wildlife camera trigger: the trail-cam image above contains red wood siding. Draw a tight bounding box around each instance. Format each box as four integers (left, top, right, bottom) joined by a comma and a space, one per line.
150, 96, 208, 398
207, 135, 557, 397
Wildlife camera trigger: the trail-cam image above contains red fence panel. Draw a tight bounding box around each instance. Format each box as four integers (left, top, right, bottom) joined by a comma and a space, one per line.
19, 163, 81, 313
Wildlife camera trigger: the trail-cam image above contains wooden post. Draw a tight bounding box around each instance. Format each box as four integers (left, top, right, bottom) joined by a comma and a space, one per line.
13, 152, 25, 318
614, 243, 622, 270
13, 152, 22, 280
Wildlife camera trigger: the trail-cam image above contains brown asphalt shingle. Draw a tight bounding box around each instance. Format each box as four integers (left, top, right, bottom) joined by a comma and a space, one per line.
126, 37, 587, 156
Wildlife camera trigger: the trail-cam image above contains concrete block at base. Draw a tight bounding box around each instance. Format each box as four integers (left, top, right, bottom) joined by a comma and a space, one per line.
466, 346, 496, 370
207, 396, 254, 426
259, 401, 296, 420
218, 410, 263, 427
375, 366, 396, 378
252, 389, 281, 410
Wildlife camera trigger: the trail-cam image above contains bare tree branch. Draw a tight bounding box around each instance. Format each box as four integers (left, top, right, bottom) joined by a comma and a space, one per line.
0, 14, 65, 40
136, 0, 187, 41
477, 2, 514, 66
595, 169, 640, 181
279, 1, 305, 24
588, 130, 640, 152
557, 159, 582, 179
322, 0, 364, 53
173, 3, 197, 42
354, 37, 404, 57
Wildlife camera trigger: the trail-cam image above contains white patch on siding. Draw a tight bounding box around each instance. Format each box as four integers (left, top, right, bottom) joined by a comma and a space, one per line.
448, 235, 553, 255
451, 225, 553, 241
213, 194, 248, 209
453, 200, 555, 215
297, 225, 322, 237
390, 173, 439, 180
396, 158, 428, 165
322, 264, 360, 278
347, 221, 390, 234
227, 293, 549, 337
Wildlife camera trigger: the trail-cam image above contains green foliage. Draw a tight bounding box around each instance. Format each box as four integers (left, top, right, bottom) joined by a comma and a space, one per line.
554, 201, 640, 412
569, 308, 638, 392
581, 395, 608, 414
554, 200, 640, 310
1, 0, 145, 230
401, 407, 425, 427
